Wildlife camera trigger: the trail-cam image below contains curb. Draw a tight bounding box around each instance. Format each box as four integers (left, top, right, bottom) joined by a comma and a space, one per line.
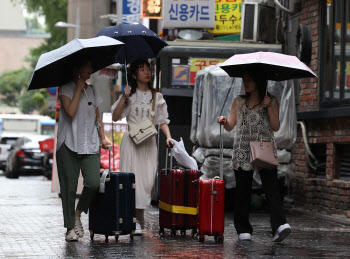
291, 207, 350, 226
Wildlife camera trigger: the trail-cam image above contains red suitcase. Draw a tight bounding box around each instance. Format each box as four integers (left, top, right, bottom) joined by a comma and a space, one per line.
159, 145, 199, 237
197, 124, 225, 242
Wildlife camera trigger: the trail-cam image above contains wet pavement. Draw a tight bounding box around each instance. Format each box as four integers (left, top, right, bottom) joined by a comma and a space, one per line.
1, 174, 350, 258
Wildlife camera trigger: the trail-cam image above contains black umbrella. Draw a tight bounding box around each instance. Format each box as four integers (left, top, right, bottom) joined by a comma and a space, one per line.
28, 36, 124, 90
96, 23, 168, 65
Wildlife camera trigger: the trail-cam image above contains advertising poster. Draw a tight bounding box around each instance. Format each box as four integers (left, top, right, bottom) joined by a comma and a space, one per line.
172, 65, 190, 86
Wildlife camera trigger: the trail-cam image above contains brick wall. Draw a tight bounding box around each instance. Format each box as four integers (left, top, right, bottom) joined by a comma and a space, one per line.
293, 118, 350, 214
293, 0, 350, 216
298, 0, 319, 112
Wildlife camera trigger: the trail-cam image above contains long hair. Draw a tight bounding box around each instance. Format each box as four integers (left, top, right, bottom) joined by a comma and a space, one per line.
241, 68, 270, 105
128, 59, 157, 99
70, 54, 91, 79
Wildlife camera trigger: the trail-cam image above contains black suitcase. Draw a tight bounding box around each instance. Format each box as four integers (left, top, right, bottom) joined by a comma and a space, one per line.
89, 146, 136, 242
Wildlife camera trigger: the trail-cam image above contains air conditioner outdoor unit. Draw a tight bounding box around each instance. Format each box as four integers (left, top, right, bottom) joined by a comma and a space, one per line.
241, 0, 276, 43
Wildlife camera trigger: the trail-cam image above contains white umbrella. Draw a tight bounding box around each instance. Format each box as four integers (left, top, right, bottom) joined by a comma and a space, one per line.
28, 36, 124, 90
220, 51, 317, 81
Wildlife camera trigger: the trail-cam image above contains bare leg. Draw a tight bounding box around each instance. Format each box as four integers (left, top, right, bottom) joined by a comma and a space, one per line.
136, 209, 145, 228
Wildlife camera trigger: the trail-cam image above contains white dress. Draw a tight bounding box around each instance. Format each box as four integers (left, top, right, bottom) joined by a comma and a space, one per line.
111, 89, 170, 209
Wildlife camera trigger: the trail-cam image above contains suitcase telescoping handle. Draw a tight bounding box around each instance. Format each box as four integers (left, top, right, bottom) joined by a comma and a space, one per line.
165, 142, 174, 173
219, 123, 224, 181
99, 144, 112, 193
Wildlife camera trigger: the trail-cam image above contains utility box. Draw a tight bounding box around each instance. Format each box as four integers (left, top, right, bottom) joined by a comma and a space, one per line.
241, 0, 276, 43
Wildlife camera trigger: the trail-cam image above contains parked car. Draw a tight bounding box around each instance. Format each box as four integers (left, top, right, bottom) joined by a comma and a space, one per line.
5, 135, 51, 179
0, 133, 20, 170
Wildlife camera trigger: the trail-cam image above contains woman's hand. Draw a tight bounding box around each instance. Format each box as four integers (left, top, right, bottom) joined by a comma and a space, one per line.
123, 85, 131, 98
217, 116, 227, 125
76, 78, 86, 93
263, 96, 271, 108
166, 137, 174, 147
101, 138, 109, 150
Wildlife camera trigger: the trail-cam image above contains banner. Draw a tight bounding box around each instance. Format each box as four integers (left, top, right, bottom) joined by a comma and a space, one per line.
163, 0, 215, 29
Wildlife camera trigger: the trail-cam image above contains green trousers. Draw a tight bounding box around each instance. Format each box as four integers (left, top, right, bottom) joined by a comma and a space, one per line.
56, 143, 100, 228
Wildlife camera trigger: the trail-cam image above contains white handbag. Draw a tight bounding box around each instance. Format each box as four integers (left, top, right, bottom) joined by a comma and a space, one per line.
129, 92, 157, 145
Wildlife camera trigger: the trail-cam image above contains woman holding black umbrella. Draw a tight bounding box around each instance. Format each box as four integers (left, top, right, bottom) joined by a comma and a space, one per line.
217, 69, 291, 242
56, 55, 109, 241
112, 59, 173, 235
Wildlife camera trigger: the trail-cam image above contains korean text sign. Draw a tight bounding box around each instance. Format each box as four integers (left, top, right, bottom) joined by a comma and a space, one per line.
163, 0, 215, 28
190, 58, 226, 84
123, 0, 141, 24
208, 0, 242, 35
142, 0, 163, 19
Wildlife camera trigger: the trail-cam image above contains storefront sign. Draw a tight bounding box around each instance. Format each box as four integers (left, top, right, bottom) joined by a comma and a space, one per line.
190, 58, 226, 84
123, 0, 141, 24
163, 0, 215, 29
172, 65, 190, 85
208, 0, 242, 35
142, 0, 162, 19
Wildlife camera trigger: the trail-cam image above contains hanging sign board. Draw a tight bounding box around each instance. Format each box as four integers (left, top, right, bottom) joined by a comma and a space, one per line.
123, 0, 141, 24
163, 0, 215, 28
142, 0, 163, 19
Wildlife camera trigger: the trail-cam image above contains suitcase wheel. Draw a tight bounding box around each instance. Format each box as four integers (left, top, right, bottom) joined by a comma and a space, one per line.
171, 230, 176, 237
159, 227, 164, 237
115, 235, 119, 242
90, 231, 94, 241
214, 235, 224, 243
130, 233, 134, 240
192, 229, 197, 237
197, 234, 204, 242
180, 230, 186, 236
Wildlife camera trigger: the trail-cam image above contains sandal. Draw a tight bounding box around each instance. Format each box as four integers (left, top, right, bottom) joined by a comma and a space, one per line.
74, 217, 84, 238
66, 229, 78, 242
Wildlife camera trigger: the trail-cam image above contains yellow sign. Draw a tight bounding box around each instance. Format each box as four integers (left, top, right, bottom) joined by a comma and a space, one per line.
208, 0, 242, 35
190, 58, 226, 84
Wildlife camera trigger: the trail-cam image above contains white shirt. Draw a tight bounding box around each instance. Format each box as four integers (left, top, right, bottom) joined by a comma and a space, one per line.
111, 89, 170, 125
57, 81, 102, 154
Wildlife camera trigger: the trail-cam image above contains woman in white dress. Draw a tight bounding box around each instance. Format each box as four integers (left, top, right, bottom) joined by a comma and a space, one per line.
111, 59, 172, 235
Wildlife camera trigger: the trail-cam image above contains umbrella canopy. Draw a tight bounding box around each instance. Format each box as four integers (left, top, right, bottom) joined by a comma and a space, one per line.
219, 51, 317, 81
28, 36, 124, 90
96, 23, 168, 64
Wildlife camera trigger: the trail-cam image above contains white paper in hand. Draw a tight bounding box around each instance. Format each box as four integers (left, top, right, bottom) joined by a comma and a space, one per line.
171, 138, 198, 170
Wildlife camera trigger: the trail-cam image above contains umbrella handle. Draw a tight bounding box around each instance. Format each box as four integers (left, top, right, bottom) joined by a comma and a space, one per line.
124, 47, 129, 92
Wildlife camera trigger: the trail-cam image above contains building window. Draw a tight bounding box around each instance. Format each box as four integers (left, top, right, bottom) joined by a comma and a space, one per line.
321, 0, 350, 107
335, 144, 350, 180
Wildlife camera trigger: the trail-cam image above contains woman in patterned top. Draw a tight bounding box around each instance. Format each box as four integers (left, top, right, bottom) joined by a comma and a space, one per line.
217, 70, 291, 242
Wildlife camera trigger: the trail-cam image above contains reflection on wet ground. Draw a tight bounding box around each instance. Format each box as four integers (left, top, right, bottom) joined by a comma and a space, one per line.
0, 175, 349, 258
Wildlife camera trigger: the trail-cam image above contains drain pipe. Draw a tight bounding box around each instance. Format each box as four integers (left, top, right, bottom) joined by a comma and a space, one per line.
274, 0, 296, 14
296, 121, 319, 169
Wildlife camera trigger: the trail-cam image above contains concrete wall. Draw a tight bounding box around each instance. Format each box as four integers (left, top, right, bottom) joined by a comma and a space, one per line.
67, 0, 113, 114
0, 36, 46, 74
